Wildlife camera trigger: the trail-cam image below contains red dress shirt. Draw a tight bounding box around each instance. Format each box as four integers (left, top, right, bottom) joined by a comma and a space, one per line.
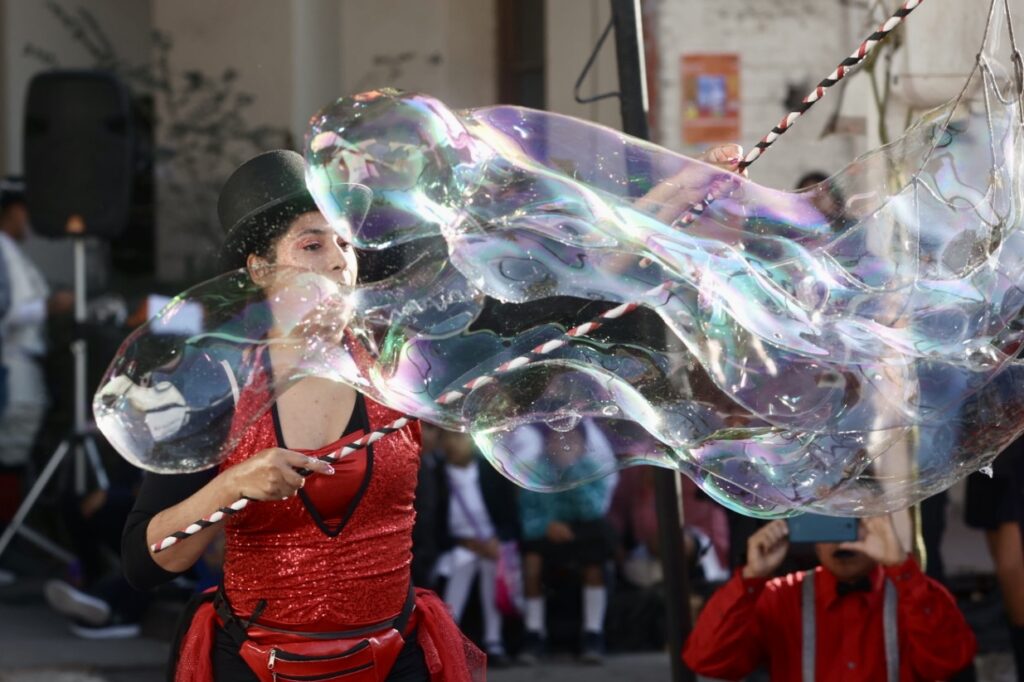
683, 559, 976, 681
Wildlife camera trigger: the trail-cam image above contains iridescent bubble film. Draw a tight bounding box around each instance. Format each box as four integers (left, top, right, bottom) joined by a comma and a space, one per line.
97, 53, 1024, 517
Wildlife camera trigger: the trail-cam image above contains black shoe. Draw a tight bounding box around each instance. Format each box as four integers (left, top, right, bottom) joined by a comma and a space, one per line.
69, 613, 141, 640
518, 631, 545, 665
579, 631, 605, 665
486, 650, 511, 668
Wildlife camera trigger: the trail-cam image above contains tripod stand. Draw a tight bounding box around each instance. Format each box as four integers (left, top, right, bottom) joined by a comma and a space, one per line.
0, 235, 108, 566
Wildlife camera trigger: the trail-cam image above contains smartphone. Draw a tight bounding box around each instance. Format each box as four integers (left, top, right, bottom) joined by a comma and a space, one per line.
786, 514, 858, 543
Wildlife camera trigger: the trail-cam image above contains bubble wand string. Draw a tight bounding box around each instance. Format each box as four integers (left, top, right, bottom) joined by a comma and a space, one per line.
151, 0, 929, 554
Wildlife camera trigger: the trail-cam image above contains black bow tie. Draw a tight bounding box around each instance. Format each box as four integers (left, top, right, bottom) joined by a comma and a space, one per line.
836, 577, 873, 597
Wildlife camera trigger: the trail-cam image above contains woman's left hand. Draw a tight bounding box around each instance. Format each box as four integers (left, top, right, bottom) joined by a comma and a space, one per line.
700, 143, 748, 176
633, 143, 749, 223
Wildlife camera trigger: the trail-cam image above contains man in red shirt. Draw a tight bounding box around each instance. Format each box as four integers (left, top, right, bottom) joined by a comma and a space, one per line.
683, 515, 976, 681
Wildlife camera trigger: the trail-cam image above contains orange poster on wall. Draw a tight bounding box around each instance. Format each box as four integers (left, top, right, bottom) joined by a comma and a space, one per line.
681, 54, 740, 144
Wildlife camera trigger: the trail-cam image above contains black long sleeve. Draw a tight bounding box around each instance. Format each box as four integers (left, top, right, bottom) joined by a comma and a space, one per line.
121, 469, 216, 591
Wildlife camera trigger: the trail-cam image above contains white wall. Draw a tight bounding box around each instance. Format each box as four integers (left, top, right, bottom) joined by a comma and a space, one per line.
149, 0, 498, 281
876, 0, 1018, 149
649, 0, 1023, 189
654, 0, 863, 189
150, 0, 296, 281
546, 0, 621, 128
338, 0, 497, 109
291, 0, 342, 144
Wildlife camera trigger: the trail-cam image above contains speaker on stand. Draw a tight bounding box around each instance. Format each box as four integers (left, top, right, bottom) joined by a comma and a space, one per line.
0, 70, 134, 566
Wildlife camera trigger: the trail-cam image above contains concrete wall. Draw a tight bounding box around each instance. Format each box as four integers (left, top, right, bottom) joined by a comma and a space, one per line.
338, 0, 496, 109
653, 0, 863, 189
150, 0, 297, 281
873, 0, 1020, 149
150, 0, 498, 281
291, 0, 342, 145
650, 0, 1023, 188
546, 0, 620, 128
0, 0, 1013, 576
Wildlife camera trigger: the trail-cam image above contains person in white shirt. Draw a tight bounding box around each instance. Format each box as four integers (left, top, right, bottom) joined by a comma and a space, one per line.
0, 192, 72, 466
434, 431, 519, 667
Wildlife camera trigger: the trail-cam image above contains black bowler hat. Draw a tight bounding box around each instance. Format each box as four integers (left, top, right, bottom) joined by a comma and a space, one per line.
217, 150, 318, 270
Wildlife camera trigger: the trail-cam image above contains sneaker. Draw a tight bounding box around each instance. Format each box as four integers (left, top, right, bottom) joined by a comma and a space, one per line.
518, 631, 545, 665
69, 617, 142, 640
579, 631, 605, 665
44, 579, 110, 626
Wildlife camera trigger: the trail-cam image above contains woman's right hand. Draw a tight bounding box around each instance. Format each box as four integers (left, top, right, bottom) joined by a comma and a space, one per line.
223, 448, 335, 501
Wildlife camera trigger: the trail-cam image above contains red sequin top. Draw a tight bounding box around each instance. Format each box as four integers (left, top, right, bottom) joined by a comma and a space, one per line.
218, 359, 421, 630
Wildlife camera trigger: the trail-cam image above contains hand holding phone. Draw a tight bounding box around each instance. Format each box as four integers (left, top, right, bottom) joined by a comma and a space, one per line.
742, 520, 790, 579
838, 516, 907, 566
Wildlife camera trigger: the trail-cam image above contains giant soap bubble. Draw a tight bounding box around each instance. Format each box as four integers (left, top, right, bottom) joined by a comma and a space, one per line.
96, 46, 1024, 517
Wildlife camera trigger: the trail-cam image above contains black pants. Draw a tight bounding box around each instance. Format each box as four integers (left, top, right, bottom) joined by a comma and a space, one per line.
520, 518, 616, 566
210, 626, 430, 681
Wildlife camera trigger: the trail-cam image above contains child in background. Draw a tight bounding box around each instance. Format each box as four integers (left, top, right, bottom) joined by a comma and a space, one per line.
435, 431, 519, 667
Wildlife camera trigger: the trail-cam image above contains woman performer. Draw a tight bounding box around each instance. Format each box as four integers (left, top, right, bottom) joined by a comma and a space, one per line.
122, 150, 483, 681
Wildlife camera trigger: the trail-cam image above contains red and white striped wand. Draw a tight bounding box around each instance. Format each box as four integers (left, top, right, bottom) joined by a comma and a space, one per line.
151, 0, 928, 554
742, 0, 924, 169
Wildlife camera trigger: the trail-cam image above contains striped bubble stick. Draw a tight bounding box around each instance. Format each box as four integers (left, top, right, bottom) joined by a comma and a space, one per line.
740, 0, 924, 170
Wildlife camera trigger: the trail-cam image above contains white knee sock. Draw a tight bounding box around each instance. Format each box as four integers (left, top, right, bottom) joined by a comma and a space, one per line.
525, 596, 545, 634
583, 586, 607, 634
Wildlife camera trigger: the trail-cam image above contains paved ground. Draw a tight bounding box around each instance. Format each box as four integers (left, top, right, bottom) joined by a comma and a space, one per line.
0, 571, 679, 682
0, 495, 1018, 682
0, 572, 1017, 682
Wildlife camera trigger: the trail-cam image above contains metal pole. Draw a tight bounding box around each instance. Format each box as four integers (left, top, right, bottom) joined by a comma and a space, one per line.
71, 237, 107, 492
0, 441, 71, 560
609, 2, 694, 680
73, 238, 89, 493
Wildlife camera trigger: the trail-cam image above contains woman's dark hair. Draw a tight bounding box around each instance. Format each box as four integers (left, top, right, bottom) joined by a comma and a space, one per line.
218, 195, 319, 273
795, 171, 830, 190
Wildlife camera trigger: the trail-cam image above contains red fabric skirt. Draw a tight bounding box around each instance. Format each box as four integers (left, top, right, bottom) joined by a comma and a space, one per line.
174, 588, 485, 681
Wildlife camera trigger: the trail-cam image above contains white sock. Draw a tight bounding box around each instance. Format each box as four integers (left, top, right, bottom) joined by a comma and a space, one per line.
583, 586, 607, 634
525, 597, 545, 634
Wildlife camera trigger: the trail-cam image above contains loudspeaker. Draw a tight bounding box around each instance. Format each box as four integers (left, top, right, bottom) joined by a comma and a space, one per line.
23, 70, 133, 239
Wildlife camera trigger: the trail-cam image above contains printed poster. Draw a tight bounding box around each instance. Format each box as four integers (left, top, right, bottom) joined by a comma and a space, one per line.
681, 54, 741, 144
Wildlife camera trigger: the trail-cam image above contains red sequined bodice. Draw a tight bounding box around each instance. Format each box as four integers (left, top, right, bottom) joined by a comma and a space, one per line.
219, 365, 421, 630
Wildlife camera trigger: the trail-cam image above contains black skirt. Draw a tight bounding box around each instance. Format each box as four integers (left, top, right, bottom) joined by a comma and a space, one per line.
520, 517, 617, 566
